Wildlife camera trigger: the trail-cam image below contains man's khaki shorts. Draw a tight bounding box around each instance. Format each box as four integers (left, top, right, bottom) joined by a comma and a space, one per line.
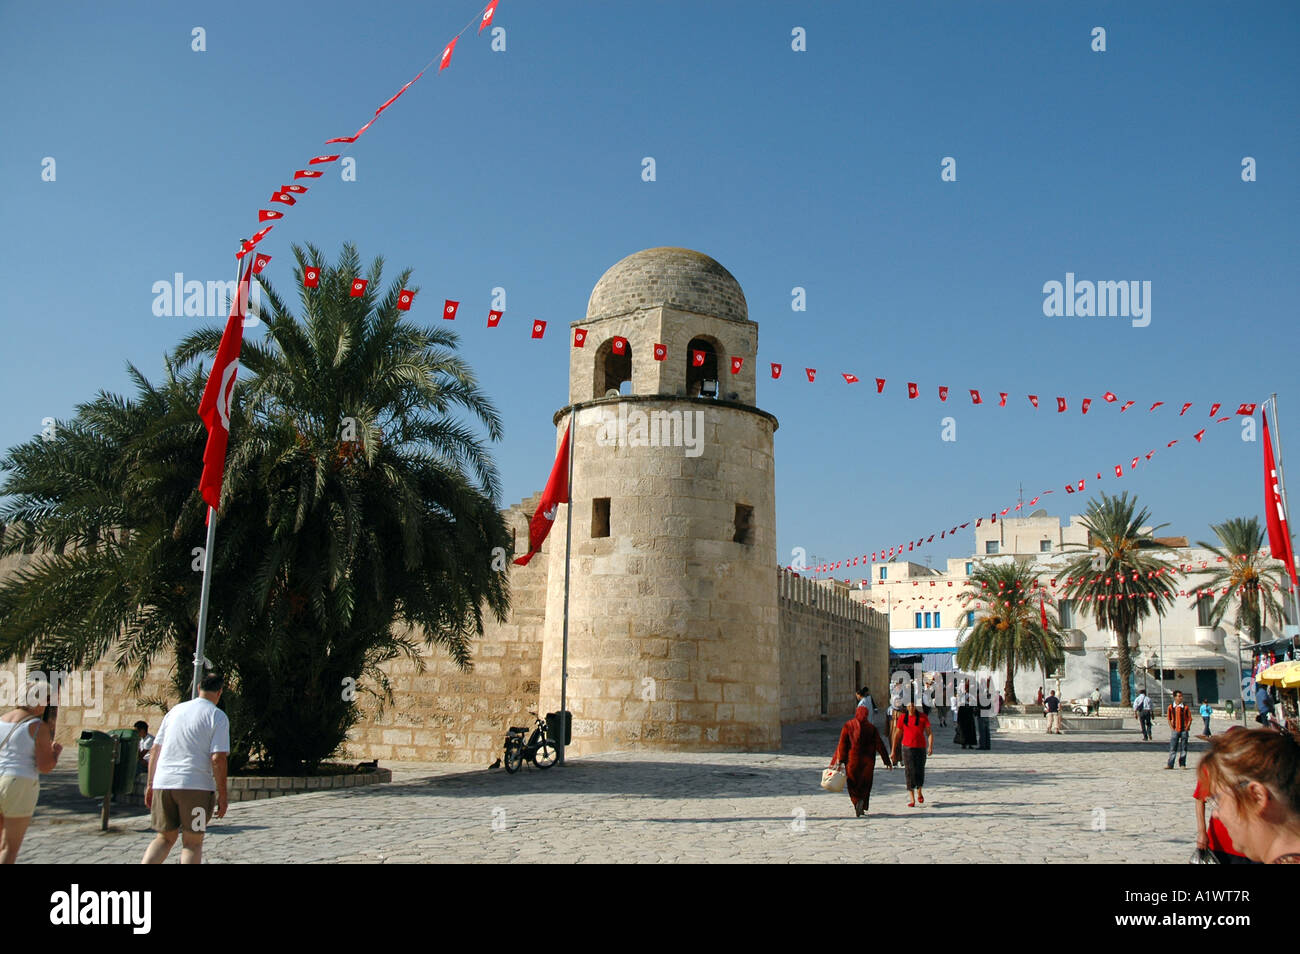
151, 788, 215, 834
0, 775, 40, 817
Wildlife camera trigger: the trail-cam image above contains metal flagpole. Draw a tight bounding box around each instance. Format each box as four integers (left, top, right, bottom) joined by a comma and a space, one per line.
1268, 394, 1300, 632
557, 408, 576, 766
1157, 614, 1165, 711
191, 508, 218, 698
191, 255, 248, 698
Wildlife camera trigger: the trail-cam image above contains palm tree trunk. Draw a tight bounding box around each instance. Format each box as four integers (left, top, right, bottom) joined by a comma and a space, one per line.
1004, 656, 1018, 704
1116, 627, 1133, 708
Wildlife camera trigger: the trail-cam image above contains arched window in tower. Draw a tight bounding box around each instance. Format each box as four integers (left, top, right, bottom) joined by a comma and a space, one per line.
594, 338, 632, 398
686, 336, 721, 397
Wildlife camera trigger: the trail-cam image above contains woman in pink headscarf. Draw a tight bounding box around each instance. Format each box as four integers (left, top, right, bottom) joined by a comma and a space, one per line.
830, 706, 893, 817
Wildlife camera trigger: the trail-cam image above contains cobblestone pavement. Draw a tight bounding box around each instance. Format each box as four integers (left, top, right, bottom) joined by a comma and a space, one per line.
17, 719, 1217, 863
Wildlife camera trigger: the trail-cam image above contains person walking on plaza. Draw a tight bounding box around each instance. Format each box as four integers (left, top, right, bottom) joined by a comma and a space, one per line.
830, 704, 893, 817
1255, 684, 1273, 727
855, 687, 875, 719
1198, 726, 1300, 863
0, 679, 62, 864
1134, 688, 1154, 740
142, 673, 230, 864
949, 688, 959, 730
1199, 701, 1213, 738
1089, 687, 1102, 716
1166, 690, 1193, 770
892, 701, 933, 807
976, 679, 993, 750
1036, 686, 1044, 709
955, 682, 978, 749
1044, 689, 1063, 734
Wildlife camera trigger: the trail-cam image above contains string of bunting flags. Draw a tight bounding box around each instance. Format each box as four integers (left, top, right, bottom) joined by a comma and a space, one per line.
784, 405, 1262, 577
228, 0, 502, 280
211, 0, 1273, 598
214, 0, 1261, 438
846, 561, 1291, 611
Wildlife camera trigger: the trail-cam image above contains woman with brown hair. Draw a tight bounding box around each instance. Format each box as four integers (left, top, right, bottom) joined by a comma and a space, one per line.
829, 705, 893, 817
1198, 726, 1300, 864
891, 700, 934, 808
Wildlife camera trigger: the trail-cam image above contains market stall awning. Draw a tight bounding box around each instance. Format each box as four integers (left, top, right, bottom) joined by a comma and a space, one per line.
1258, 660, 1300, 689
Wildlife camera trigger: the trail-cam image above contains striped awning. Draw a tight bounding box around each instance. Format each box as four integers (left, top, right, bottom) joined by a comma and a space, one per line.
1157, 655, 1227, 670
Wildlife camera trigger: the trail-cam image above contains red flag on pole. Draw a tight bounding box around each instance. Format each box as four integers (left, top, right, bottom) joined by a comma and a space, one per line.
1263, 409, 1299, 586
513, 424, 571, 566
197, 261, 255, 510
1040, 597, 1049, 631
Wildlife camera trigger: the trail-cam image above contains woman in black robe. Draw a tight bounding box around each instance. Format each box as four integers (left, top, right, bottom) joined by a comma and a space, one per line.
954, 681, 978, 749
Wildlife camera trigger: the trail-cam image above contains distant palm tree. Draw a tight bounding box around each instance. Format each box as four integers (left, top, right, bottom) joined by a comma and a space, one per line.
956, 558, 1065, 704
1061, 492, 1178, 707
1191, 516, 1287, 647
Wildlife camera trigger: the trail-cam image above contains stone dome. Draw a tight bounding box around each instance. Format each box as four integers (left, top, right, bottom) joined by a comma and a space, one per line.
586, 247, 748, 323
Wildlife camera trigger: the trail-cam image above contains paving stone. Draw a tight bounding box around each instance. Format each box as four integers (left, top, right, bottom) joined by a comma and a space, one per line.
13, 720, 1210, 863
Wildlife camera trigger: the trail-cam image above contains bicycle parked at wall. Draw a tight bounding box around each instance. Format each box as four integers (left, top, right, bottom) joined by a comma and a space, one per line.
502, 712, 558, 773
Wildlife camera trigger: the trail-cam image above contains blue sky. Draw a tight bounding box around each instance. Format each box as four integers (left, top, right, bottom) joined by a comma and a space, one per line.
1, 0, 1297, 570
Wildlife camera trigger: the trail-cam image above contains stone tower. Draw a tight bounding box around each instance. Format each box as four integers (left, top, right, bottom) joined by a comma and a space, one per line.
538, 248, 781, 753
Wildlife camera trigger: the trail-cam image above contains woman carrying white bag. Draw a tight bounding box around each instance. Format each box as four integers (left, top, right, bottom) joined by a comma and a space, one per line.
826, 696, 894, 817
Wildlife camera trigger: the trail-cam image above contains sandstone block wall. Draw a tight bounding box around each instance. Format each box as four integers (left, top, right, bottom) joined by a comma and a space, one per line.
779, 569, 891, 725
343, 493, 548, 766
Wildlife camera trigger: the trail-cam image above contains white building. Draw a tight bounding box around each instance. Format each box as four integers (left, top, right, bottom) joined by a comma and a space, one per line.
852, 511, 1297, 707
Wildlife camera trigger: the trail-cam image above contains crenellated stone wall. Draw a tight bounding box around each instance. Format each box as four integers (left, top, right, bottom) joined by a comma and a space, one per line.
778, 570, 891, 724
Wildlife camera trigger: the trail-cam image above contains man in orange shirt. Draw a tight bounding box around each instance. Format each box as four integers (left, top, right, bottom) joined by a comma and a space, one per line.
1166, 690, 1193, 769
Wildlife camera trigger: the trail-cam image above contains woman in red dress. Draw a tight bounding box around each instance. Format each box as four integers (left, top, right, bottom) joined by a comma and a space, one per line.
830, 706, 893, 817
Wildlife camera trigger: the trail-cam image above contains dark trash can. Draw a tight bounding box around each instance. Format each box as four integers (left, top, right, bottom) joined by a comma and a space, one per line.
77, 731, 117, 798
546, 710, 572, 746
106, 728, 140, 795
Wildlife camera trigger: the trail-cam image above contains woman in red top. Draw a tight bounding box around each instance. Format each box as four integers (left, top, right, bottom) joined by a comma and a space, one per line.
1199, 725, 1300, 864
1194, 762, 1249, 863
830, 706, 893, 817
891, 701, 934, 808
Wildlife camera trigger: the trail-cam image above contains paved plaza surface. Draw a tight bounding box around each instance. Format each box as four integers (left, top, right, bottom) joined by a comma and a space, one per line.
20, 718, 1221, 864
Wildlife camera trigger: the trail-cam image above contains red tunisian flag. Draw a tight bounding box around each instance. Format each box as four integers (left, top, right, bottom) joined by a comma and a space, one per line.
198, 261, 255, 510
513, 424, 571, 566
1263, 410, 1299, 586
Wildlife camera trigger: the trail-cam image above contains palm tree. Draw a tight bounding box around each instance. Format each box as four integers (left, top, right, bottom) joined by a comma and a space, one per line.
1190, 517, 1287, 647
1061, 492, 1178, 707
0, 243, 513, 770
0, 364, 219, 691
956, 558, 1065, 704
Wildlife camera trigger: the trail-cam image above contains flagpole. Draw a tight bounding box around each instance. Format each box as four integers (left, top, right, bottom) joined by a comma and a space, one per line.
192, 507, 218, 698
191, 254, 248, 698
1267, 394, 1300, 638
557, 408, 576, 766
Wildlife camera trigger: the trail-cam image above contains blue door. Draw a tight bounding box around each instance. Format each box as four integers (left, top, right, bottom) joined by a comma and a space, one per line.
1109, 662, 1137, 702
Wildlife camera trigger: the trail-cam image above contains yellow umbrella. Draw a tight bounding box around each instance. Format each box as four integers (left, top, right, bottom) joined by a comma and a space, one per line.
1257, 660, 1300, 688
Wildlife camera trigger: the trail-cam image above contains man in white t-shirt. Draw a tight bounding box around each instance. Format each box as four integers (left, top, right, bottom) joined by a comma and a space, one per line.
141, 673, 231, 864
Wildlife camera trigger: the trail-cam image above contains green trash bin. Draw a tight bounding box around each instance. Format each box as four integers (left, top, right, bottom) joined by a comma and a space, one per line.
77, 731, 117, 798
107, 728, 139, 796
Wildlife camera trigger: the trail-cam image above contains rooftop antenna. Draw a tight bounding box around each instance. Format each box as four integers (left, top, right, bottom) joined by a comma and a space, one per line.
1017, 482, 1024, 513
